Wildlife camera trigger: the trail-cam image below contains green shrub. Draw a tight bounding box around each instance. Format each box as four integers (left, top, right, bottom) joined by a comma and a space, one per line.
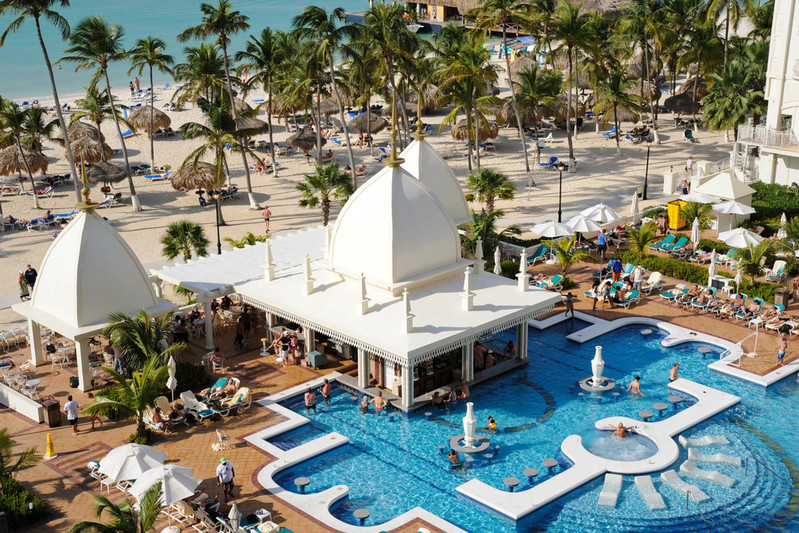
0, 477, 48, 531
95, 384, 126, 420
642, 206, 667, 219
561, 277, 576, 290
696, 239, 730, 254
129, 428, 158, 445
169, 362, 210, 395
500, 260, 519, 280
500, 235, 543, 248
751, 182, 799, 217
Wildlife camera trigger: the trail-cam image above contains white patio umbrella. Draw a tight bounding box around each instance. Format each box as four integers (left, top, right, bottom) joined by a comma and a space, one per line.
167, 355, 177, 402
718, 227, 764, 248
580, 202, 621, 224
708, 249, 717, 266
679, 192, 720, 204
493, 246, 502, 275
778, 212, 788, 240
566, 214, 602, 233
128, 464, 201, 506
690, 217, 701, 245
532, 220, 574, 238
630, 190, 639, 223
707, 257, 717, 288
711, 201, 756, 215
228, 501, 242, 532
98, 444, 166, 482
734, 269, 743, 295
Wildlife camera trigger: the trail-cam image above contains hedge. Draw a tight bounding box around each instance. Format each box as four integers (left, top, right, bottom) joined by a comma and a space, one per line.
500, 235, 543, 248
0, 477, 48, 531
696, 239, 730, 255
751, 182, 799, 217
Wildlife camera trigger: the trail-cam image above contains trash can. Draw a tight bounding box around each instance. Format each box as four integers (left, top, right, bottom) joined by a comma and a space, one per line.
774, 288, 790, 308
667, 200, 687, 230
43, 399, 61, 428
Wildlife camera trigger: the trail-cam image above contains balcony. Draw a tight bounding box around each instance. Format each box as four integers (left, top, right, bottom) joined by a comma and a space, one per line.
738, 124, 799, 150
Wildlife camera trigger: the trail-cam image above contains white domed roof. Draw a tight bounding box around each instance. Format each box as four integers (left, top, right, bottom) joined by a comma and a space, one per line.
330, 164, 461, 289
30, 211, 161, 328
400, 139, 471, 224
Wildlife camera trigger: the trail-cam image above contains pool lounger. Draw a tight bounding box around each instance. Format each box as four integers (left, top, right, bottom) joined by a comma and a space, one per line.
680, 460, 736, 487
597, 473, 622, 508
634, 475, 666, 510
688, 448, 742, 466
660, 470, 710, 502
678, 435, 730, 448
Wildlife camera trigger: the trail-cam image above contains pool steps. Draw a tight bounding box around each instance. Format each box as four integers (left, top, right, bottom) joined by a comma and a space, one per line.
679, 435, 730, 447
597, 473, 622, 508
680, 460, 736, 487
688, 448, 742, 466
634, 475, 667, 510
660, 470, 710, 502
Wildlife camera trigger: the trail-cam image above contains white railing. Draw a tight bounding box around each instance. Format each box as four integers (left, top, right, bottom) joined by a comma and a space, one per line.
705, 158, 730, 176
738, 125, 799, 149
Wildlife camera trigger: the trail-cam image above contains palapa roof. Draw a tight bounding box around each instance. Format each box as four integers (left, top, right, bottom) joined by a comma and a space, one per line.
451, 118, 499, 142
70, 137, 114, 164
128, 106, 171, 133
86, 162, 126, 184
287, 129, 326, 151
172, 161, 225, 191
0, 146, 48, 176
348, 113, 389, 134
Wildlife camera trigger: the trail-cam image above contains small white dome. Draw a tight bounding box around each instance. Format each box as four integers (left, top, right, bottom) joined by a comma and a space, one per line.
330, 164, 461, 288
30, 211, 160, 328
400, 139, 471, 224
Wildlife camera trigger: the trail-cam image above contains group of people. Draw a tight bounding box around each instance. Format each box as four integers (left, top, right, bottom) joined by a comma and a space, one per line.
17, 263, 37, 301
267, 326, 304, 366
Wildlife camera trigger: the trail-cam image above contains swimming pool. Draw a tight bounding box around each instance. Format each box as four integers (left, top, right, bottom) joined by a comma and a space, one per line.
267, 320, 799, 532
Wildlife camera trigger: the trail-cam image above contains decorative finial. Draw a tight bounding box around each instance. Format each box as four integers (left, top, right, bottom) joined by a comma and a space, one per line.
264, 240, 275, 281
359, 272, 370, 315
517, 250, 530, 291
462, 266, 475, 311
411, 92, 428, 141
473, 237, 486, 275
76, 158, 98, 214
402, 287, 414, 333
384, 90, 405, 168
304, 253, 315, 295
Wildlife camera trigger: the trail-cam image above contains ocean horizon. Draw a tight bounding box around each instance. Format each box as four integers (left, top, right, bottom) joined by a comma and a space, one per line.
0, 0, 369, 102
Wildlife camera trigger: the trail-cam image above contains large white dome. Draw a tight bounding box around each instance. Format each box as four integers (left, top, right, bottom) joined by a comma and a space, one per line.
329, 164, 461, 290
400, 138, 471, 225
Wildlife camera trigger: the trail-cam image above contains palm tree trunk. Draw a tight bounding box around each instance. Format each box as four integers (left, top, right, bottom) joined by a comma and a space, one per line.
327, 50, 358, 189
366, 94, 375, 157
565, 47, 575, 168
15, 136, 39, 209
315, 81, 324, 165
466, 111, 473, 173
613, 105, 621, 158
398, 82, 411, 149
643, 38, 660, 144
104, 70, 141, 211
473, 86, 481, 169
96, 118, 106, 163
34, 16, 80, 202
723, 3, 730, 65
573, 60, 579, 138
267, 76, 277, 175
692, 55, 701, 130
149, 66, 156, 172
503, 25, 532, 175
322, 197, 330, 226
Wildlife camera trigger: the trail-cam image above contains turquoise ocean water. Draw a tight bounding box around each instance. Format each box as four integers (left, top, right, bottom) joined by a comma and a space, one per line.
0, 0, 368, 101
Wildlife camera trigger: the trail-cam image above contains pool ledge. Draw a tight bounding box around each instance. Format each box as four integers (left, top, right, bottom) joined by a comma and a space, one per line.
455, 378, 740, 520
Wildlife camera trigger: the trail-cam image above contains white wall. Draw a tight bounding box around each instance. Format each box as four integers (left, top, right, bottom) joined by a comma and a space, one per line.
0, 384, 43, 423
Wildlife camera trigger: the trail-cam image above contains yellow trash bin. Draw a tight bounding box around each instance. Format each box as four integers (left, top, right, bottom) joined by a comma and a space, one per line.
667, 200, 687, 230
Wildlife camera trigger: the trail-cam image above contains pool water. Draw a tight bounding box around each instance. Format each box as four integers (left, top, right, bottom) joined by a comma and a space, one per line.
270, 320, 799, 532
581, 431, 658, 461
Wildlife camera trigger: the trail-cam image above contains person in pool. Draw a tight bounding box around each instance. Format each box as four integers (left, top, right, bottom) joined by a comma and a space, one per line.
611, 422, 636, 438
370, 390, 387, 413
669, 363, 679, 382
430, 391, 446, 410
627, 375, 644, 396
486, 416, 497, 433
447, 449, 464, 471
358, 396, 370, 414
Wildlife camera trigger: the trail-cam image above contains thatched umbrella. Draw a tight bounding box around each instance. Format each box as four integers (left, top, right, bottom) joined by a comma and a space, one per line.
451, 118, 499, 142
610, 106, 641, 124
287, 128, 325, 153
629, 81, 661, 103
348, 114, 389, 134
171, 162, 224, 191
86, 162, 126, 184
59, 121, 103, 145
382, 102, 418, 117
509, 56, 536, 84
236, 116, 269, 135
233, 98, 252, 114
677, 76, 708, 101
407, 86, 442, 110
128, 106, 171, 134
0, 146, 48, 176
317, 99, 339, 117
664, 94, 700, 115
70, 137, 114, 164
498, 98, 538, 127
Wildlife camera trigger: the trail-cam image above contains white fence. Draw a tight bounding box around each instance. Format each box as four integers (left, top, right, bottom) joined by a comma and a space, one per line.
738, 125, 799, 149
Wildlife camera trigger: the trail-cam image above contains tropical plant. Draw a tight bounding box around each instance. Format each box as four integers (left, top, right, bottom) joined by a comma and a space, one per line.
161, 220, 209, 262
67, 482, 163, 533
21, 106, 58, 153
0, 0, 82, 200
296, 162, 354, 226
0, 97, 42, 208
545, 234, 594, 275
224, 231, 267, 248
173, 43, 227, 106
464, 208, 521, 259
128, 36, 174, 172
734, 240, 774, 284
433, 22, 468, 58
0, 428, 39, 494
341, 35, 382, 157
703, 60, 766, 141
679, 201, 714, 230
594, 66, 643, 157
104, 310, 190, 371
677, 18, 724, 126
514, 65, 562, 154
625, 221, 659, 257
61, 16, 141, 210
465, 167, 515, 213
705, 0, 756, 64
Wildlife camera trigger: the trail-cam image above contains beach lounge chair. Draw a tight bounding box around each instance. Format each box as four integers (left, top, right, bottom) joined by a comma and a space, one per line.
222, 387, 252, 413
690, 287, 717, 312
766, 260, 787, 282
525, 245, 548, 266
660, 287, 688, 302
153, 395, 188, 425
683, 129, 698, 143
539, 156, 558, 169
735, 297, 764, 320
660, 236, 688, 252
641, 272, 662, 294
601, 126, 618, 138
622, 263, 635, 277
619, 290, 641, 309
650, 235, 675, 250
179, 390, 214, 421
536, 274, 564, 291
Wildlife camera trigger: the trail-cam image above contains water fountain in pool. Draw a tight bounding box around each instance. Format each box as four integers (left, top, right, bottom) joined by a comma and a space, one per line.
449, 402, 491, 453
578, 346, 616, 392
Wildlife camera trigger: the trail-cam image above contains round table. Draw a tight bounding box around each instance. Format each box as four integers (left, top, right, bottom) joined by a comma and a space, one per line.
668, 395, 683, 409
542, 458, 558, 473
640, 329, 653, 336
698, 347, 711, 357
639, 410, 654, 421
523, 468, 539, 484
161, 527, 181, 533
353, 508, 370, 525
25, 379, 41, 389
504, 477, 520, 492
294, 476, 310, 493
654, 402, 669, 417
484, 453, 494, 462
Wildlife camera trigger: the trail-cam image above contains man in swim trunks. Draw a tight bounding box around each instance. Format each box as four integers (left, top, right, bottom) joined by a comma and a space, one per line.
447, 449, 464, 471
669, 363, 679, 382
304, 387, 316, 412
371, 391, 387, 413
261, 205, 271, 232
610, 422, 636, 438
318, 378, 332, 405
778, 337, 788, 366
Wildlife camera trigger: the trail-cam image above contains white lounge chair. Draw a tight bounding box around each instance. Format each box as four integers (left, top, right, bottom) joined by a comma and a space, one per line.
680, 460, 736, 487
660, 470, 710, 502
641, 272, 663, 294
688, 447, 741, 466
635, 475, 666, 510
597, 473, 622, 508
678, 435, 730, 448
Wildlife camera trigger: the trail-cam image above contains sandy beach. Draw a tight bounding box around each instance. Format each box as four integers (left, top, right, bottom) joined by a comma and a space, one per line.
0, 60, 734, 311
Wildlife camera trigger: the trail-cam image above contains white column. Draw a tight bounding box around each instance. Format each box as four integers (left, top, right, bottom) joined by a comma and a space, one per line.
305, 327, 316, 352
357, 348, 369, 389
28, 320, 44, 367
203, 299, 214, 351
152, 277, 163, 298
517, 323, 529, 361
75, 338, 92, 391
402, 363, 414, 408
464, 341, 474, 381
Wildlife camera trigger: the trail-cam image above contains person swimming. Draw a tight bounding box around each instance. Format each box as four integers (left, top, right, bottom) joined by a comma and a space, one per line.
486, 415, 497, 433
610, 422, 636, 438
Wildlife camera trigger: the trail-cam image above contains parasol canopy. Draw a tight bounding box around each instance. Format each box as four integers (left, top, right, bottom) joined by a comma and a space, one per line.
711, 201, 756, 215
128, 464, 201, 506
167, 355, 177, 402
171, 161, 225, 191
86, 161, 126, 184
664, 94, 700, 115
532, 220, 574, 238
233, 98, 252, 114
509, 56, 536, 84
64, 120, 104, 144
677, 76, 708, 101
407, 85, 442, 110
718, 227, 764, 248
0, 146, 49, 176
580, 203, 620, 224
348, 113, 388, 134
691, 217, 701, 245
236, 116, 269, 135
566, 214, 602, 233
287, 129, 326, 152
381, 102, 418, 117
707, 252, 717, 286
679, 192, 719, 204
778, 212, 788, 240
128, 106, 171, 134
630, 189, 639, 221
316, 98, 339, 116
451, 118, 499, 142
98, 443, 166, 482
70, 137, 114, 164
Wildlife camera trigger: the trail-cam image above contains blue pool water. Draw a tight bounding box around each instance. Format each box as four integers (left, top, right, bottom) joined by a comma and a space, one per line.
582, 431, 658, 461
270, 320, 799, 532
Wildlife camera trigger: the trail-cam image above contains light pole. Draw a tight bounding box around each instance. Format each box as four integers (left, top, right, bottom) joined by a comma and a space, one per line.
643, 141, 652, 200
211, 190, 222, 255
557, 162, 566, 223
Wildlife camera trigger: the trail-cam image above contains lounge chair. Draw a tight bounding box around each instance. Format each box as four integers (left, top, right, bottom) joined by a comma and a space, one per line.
536, 274, 564, 291
659, 236, 688, 252
660, 287, 688, 302
619, 290, 641, 309
153, 395, 188, 425
766, 260, 787, 282
735, 297, 764, 320
525, 245, 548, 266
221, 387, 252, 413
650, 235, 675, 250
539, 156, 558, 169
690, 287, 717, 312
683, 129, 698, 143
641, 272, 662, 294
601, 126, 618, 138
179, 390, 214, 421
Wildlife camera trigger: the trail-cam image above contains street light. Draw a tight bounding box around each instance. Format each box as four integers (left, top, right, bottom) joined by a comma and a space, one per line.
211, 190, 222, 255
557, 162, 567, 223
643, 141, 652, 200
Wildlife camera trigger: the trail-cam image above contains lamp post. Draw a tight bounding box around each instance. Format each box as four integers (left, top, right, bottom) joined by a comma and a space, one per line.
643, 141, 652, 200
211, 190, 222, 255
557, 162, 566, 222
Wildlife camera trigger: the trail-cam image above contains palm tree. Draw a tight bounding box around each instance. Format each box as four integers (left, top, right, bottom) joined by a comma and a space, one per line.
468, 0, 533, 177
61, 16, 141, 210
440, 80, 498, 172
296, 162, 354, 226
465, 208, 521, 258
734, 241, 773, 284
677, 18, 724, 128
625, 221, 658, 257
103, 310, 190, 372
293, 6, 359, 185
703, 61, 766, 141
433, 22, 468, 58
705, 0, 756, 64
161, 220, 210, 262
128, 37, 174, 173
71, 87, 129, 162
21, 106, 58, 153
179, 0, 261, 209
679, 201, 714, 230
341, 36, 382, 158
0, 428, 39, 496
545, 234, 594, 275
68, 482, 163, 533
514, 65, 562, 155
594, 66, 643, 157
0, 97, 42, 208
465, 167, 515, 213
172, 43, 226, 106
0, 0, 81, 201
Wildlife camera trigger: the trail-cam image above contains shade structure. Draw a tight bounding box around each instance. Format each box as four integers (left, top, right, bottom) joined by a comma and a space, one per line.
287, 129, 326, 152
580, 203, 620, 224
711, 201, 756, 215
236, 115, 269, 135
381, 101, 418, 117
348, 113, 389, 134
128, 464, 201, 506
566, 214, 602, 233
128, 105, 171, 134
171, 161, 225, 191
233, 98, 252, 114
70, 137, 114, 164
532, 220, 574, 238
664, 94, 700, 115
167, 355, 177, 402
493, 246, 502, 275
707, 255, 717, 287
65, 121, 103, 144
98, 443, 166, 482
718, 227, 764, 248
0, 146, 49, 176
677, 76, 708, 101
629, 80, 661, 104
509, 56, 536, 84
86, 162, 126, 184
407, 85, 442, 110
679, 192, 719, 204
778, 212, 788, 240
630, 190, 639, 222
691, 217, 701, 244
317, 98, 339, 116
450, 119, 499, 142
497, 98, 539, 128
